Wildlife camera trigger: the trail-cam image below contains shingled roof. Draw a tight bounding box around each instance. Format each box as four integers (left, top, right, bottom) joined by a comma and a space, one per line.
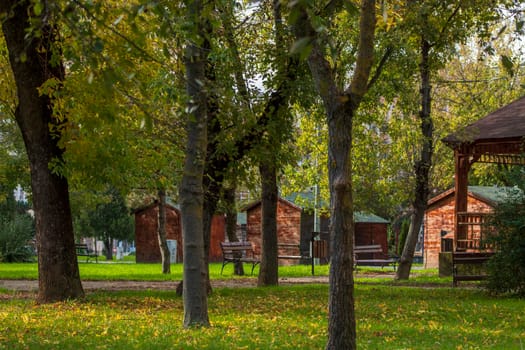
442, 95, 525, 146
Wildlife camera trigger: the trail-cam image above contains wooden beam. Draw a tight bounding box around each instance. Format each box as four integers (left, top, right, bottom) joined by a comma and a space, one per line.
454, 150, 470, 252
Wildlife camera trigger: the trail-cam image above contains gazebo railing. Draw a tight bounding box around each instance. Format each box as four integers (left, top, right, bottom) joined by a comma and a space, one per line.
456, 212, 493, 251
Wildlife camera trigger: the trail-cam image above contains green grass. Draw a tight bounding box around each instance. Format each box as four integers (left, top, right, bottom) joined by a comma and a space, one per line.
1, 284, 524, 349
0, 262, 332, 281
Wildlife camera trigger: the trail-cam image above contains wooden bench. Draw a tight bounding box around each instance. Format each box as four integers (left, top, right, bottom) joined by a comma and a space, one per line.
75, 243, 98, 263
354, 244, 398, 270
452, 251, 494, 286
220, 241, 260, 275
277, 243, 310, 261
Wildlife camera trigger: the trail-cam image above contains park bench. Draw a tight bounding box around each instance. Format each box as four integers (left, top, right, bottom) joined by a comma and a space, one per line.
452, 251, 494, 286
354, 244, 398, 270
220, 241, 260, 275
277, 243, 310, 261
75, 243, 98, 263
278, 239, 329, 275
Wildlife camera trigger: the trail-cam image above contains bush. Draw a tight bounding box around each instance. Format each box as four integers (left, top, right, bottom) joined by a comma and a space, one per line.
0, 212, 35, 262
485, 186, 525, 296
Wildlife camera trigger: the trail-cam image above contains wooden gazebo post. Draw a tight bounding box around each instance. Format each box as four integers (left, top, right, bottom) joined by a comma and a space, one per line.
453, 147, 470, 252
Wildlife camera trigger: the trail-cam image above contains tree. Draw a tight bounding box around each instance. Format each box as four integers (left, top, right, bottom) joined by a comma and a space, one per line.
75, 187, 133, 260
179, 0, 210, 328
257, 0, 299, 287
396, 0, 511, 280
0, 0, 84, 303
55, 1, 185, 274
290, 0, 377, 348
186, 0, 300, 289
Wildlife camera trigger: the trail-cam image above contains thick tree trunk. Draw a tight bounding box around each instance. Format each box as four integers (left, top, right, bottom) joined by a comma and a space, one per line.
326, 105, 356, 350
396, 37, 434, 280
157, 189, 171, 274
291, 1, 376, 348
1, 0, 83, 303
257, 162, 279, 286
180, 0, 209, 327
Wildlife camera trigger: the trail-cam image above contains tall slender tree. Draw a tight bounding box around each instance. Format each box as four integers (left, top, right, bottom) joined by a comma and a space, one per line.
396, 0, 507, 280
0, 0, 83, 303
180, 0, 210, 328
291, 0, 377, 348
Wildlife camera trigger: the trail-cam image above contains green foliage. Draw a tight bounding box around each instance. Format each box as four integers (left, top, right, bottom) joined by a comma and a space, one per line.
0, 197, 35, 263
485, 176, 525, 296
72, 187, 134, 254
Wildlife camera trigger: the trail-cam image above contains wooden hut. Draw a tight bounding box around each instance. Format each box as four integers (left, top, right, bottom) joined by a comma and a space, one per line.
354, 212, 390, 254
134, 201, 225, 263
243, 197, 390, 263
424, 186, 509, 268
245, 197, 308, 258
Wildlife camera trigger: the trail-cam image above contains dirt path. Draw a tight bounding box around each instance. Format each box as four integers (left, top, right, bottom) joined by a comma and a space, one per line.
0, 272, 409, 297
0, 276, 332, 293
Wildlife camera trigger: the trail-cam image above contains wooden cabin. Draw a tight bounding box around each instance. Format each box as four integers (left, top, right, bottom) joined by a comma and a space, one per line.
243, 197, 390, 263
424, 186, 508, 268
245, 197, 310, 259
354, 212, 390, 256
134, 201, 225, 263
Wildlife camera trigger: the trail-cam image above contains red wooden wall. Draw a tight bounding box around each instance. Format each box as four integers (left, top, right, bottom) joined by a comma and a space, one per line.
134, 202, 225, 263
424, 192, 493, 268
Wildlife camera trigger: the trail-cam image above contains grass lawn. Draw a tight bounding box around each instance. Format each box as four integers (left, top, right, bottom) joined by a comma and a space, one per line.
2, 263, 522, 349
0, 262, 334, 281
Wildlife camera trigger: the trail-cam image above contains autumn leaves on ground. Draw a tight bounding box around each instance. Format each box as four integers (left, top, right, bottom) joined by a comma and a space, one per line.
1, 263, 525, 349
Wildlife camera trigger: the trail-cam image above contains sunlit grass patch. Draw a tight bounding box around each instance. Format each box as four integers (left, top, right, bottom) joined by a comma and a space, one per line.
1, 284, 525, 349
0, 262, 331, 281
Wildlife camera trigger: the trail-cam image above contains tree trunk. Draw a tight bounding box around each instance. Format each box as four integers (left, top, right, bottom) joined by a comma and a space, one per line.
223, 184, 244, 275
157, 189, 171, 274
326, 105, 356, 350
0, 0, 84, 303
291, 1, 376, 348
257, 162, 279, 286
396, 37, 434, 280
180, 0, 210, 327
104, 237, 113, 261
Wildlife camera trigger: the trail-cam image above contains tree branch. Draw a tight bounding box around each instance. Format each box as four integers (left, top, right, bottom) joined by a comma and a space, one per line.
367, 46, 393, 91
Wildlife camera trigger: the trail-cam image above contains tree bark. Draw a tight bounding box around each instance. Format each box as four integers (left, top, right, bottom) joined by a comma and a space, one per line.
1, 0, 84, 303
157, 189, 171, 274
180, 0, 210, 328
396, 37, 434, 280
257, 162, 279, 286
291, 1, 376, 348
104, 237, 113, 260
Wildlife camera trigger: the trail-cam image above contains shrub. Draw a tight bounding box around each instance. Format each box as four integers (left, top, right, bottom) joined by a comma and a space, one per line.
485, 186, 525, 296
0, 211, 35, 262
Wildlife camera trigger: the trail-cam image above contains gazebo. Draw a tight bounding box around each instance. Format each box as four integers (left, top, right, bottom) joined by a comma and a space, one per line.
442, 95, 525, 252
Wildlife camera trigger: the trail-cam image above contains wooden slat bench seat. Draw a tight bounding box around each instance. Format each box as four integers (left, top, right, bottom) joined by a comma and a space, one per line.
220, 241, 260, 275
277, 243, 310, 261
354, 244, 398, 270
75, 243, 98, 263
452, 251, 494, 286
